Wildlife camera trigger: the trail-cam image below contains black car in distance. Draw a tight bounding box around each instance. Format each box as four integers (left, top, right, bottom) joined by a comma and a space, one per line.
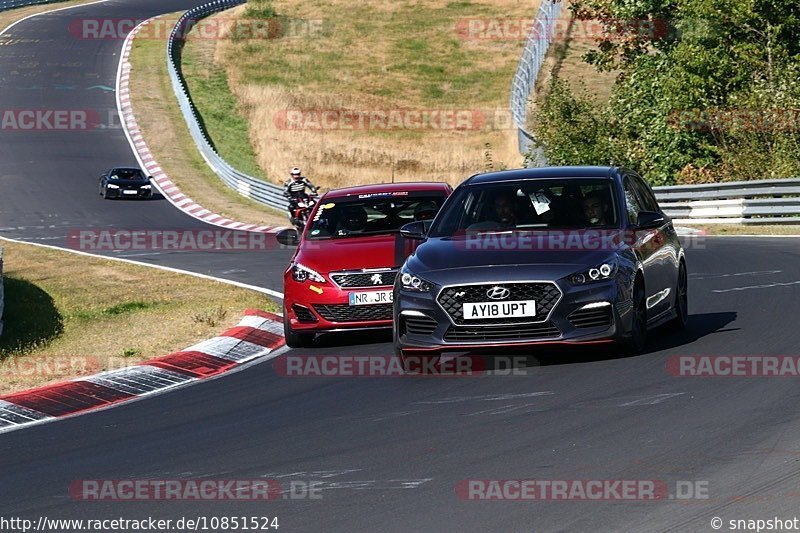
99, 167, 153, 199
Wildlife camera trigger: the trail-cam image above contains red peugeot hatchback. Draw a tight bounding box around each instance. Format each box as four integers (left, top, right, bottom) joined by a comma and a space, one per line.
277, 182, 452, 347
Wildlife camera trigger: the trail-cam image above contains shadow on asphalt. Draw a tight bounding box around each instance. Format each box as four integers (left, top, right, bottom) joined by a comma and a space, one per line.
454, 311, 740, 371
295, 312, 738, 374
312, 329, 393, 349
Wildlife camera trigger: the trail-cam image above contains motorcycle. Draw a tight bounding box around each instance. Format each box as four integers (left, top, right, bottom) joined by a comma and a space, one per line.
289, 192, 319, 232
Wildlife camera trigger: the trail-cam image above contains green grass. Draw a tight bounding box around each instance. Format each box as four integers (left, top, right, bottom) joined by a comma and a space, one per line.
224, 0, 526, 105
0, 240, 279, 393
181, 41, 266, 179
127, 25, 285, 225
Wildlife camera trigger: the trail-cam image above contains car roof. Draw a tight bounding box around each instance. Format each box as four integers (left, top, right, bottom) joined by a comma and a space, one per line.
465, 166, 620, 185
323, 181, 451, 199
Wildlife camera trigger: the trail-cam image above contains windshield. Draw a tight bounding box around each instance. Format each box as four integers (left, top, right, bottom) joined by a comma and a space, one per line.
428, 179, 619, 238
306, 192, 445, 240
109, 169, 145, 180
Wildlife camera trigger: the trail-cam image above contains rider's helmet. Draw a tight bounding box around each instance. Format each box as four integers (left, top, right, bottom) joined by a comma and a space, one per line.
291, 167, 303, 180
413, 201, 438, 221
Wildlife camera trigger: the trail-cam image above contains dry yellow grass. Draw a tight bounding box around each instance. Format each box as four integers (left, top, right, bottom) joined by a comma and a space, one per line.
0, 240, 278, 394
128, 15, 287, 227
685, 224, 800, 236
197, 0, 538, 189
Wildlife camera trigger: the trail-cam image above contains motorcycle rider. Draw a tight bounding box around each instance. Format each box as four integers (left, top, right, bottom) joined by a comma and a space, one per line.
283, 167, 318, 222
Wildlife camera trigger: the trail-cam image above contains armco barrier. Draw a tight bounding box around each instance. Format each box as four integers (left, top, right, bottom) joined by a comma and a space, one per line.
166, 0, 288, 212
0, 0, 61, 10
509, 0, 563, 160
654, 178, 800, 225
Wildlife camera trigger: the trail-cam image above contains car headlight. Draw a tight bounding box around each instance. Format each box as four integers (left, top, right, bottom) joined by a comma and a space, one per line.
569, 257, 618, 285
291, 263, 325, 283
107, 183, 119, 189
140, 184, 152, 189
399, 265, 432, 292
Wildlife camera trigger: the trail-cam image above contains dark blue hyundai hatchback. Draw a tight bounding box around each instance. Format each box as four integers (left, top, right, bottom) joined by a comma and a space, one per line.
393, 166, 688, 368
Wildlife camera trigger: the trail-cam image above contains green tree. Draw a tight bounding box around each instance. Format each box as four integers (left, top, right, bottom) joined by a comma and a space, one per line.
533, 0, 800, 184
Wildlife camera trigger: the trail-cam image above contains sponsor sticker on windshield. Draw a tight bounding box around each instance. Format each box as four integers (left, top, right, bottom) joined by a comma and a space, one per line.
357, 192, 410, 199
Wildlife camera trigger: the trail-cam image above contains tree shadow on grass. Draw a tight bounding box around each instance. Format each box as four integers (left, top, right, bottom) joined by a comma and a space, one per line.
0, 277, 63, 358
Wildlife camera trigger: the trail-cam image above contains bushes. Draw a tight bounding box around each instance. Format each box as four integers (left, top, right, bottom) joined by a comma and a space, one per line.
533, 0, 800, 185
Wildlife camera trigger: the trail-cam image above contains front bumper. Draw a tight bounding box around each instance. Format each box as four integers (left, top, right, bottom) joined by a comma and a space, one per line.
284, 275, 394, 333
395, 278, 632, 353
107, 187, 152, 199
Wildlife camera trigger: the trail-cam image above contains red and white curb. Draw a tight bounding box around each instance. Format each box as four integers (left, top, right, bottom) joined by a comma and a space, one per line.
0, 309, 285, 434
116, 19, 285, 234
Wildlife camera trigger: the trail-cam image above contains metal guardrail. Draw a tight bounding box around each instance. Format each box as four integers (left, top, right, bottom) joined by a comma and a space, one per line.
0, 247, 4, 337
654, 179, 800, 224
509, 0, 563, 160
167, 0, 288, 212
0, 0, 60, 10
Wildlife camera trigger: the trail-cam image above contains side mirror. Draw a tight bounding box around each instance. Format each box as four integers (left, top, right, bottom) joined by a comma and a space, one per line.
276, 228, 299, 246
400, 221, 429, 240
636, 210, 666, 230
148, 176, 154, 181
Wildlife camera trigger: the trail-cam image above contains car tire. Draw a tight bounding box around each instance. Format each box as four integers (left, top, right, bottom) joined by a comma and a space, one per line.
283, 307, 314, 348
100, 186, 107, 199
667, 261, 688, 331
625, 277, 648, 354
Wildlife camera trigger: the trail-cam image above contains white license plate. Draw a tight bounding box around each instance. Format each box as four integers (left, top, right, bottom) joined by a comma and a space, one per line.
463, 300, 536, 320
349, 290, 393, 306
122, 190, 138, 195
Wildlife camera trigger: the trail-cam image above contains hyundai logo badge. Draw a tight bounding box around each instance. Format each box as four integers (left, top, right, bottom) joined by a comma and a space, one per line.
486, 286, 511, 300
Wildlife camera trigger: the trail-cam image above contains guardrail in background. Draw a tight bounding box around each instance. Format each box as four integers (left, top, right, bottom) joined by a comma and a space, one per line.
509, 0, 563, 161
0, 247, 4, 337
654, 179, 800, 224
0, 0, 60, 10
167, 0, 289, 212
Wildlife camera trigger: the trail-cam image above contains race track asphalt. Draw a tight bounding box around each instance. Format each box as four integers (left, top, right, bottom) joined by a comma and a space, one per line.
2, 2, 800, 532
0, 0, 293, 294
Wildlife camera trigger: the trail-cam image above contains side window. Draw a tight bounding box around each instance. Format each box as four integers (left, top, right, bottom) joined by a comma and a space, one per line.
623, 177, 642, 225
632, 175, 660, 213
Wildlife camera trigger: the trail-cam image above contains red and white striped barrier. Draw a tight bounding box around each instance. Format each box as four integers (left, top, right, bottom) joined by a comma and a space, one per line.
116, 20, 285, 233
0, 309, 285, 432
